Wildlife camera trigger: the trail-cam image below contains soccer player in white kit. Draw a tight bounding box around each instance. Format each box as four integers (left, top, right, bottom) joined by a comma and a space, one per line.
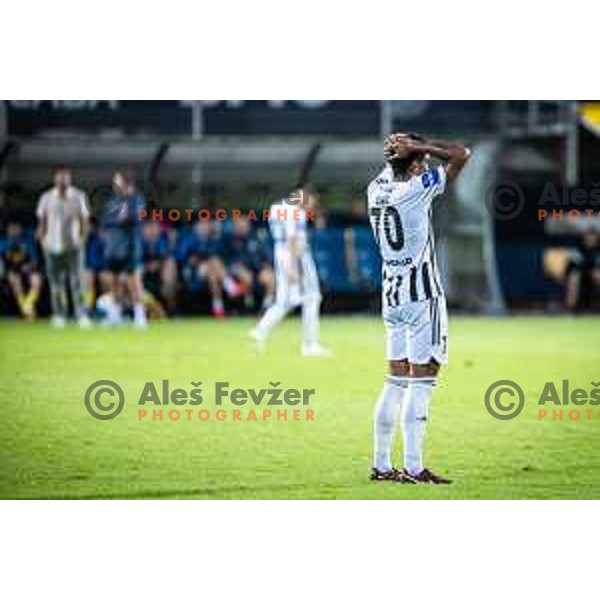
251, 188, 331, 357
368, 133, 470, 484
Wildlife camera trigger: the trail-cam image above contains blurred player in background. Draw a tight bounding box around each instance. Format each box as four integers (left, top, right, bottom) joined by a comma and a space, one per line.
1, 221, 42, 320
251, 188, 331, 356
223, 219, 275, 311
36, 166, 90, 328
177, 220, 246, 318
99, 170, 147, 328
368, 133, 470, 484
141, 221, 177, 314
84, 220, 105, 311
565, 228, 600, 312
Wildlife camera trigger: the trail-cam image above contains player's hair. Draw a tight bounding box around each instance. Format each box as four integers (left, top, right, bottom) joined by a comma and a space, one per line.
385, 132, 427, 178
52, 164, 71, 174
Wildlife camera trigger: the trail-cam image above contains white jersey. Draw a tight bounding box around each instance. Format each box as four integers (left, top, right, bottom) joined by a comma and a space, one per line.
367, 164, 446, 307
268, 200, 320, 302
268, 201, 309, 249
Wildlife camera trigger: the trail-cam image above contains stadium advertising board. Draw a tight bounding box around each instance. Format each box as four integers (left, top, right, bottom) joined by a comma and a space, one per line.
3, 100, 494, 136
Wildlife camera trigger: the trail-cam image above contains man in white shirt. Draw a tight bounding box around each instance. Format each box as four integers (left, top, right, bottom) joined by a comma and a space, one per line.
36, 166, 90, 328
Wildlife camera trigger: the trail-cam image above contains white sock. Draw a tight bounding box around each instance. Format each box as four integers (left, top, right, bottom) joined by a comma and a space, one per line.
302, 297, 320, 348
402, 379, 436, 476
373, 376, 408, 472
106, 296, 122, 325
134, 301, 147, 324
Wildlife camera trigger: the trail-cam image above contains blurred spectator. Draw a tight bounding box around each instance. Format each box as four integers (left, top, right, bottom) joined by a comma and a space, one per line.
84, 222, 106, 310
141, 221, 177, 314
223, 219, 275, 310
36, 166, 90, 328
100, 170, 147, 327
0, 222, 42, 319
565, 228, 600, 312
0, 205, 386, 318
177, 220, 247, 318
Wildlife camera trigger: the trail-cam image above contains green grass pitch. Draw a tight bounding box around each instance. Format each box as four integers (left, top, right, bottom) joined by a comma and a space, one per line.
1, 315, 599, 499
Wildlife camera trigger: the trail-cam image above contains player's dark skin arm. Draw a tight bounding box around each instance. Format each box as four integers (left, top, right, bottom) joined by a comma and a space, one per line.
397, 136, 471, 182
409, 139, 470, 182
426, 138, 471, 173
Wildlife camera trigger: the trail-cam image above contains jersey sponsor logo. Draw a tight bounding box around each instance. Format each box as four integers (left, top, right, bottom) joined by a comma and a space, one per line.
385, 258, 412, 267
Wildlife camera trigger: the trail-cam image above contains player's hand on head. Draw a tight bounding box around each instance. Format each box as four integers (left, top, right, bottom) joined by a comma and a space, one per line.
394, 137, 416, 159
384, 133, 411, 160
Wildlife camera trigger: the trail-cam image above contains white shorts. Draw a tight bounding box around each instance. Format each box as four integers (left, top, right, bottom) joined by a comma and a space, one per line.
274, 245, 321, 306
383, 296, 448, 365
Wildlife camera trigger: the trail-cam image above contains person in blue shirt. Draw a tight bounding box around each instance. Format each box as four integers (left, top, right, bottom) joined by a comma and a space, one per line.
99, 170, 147, 327
84, 221, 105, 311
222, 219, 275, 310
0, 221, 42, 320
177, 220, 245, 318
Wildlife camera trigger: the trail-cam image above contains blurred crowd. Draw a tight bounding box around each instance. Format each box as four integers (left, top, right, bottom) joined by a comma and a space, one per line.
563, 229, 600, 312
0, 213, 289, 321
0, 168, 381, 322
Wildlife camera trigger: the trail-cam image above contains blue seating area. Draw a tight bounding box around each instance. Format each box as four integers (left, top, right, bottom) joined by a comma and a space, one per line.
351, 227, 382, 291
312, 227, 382, 293
0, 223, 383, 316
313, 228, 350, 292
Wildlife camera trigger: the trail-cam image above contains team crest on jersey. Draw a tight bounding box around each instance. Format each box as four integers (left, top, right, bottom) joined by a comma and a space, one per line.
421, 168, 440, 189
